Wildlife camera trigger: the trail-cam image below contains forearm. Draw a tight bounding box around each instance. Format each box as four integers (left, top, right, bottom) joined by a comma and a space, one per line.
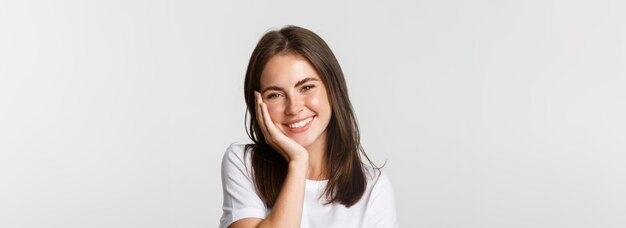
256, 159, 308, 228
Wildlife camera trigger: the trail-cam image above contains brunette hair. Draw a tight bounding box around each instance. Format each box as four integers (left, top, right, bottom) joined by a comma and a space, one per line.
243, 25, 378, 208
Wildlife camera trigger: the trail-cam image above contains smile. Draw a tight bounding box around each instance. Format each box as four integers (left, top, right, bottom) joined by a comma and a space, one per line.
287, 116, 314, 129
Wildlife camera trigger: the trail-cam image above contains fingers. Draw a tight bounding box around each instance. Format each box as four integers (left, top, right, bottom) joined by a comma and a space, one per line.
254, 91, 304, 161
260, 100, 279, 134
257, 91, 281, 139
255, 91, 286, 152
255, 91, 270, 140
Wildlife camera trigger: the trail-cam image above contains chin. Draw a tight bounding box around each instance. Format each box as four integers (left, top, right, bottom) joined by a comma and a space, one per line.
289, 134, 318, 149
292, 138, 314, 148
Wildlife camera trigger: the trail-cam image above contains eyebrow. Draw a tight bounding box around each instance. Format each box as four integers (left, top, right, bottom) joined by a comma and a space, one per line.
261, 77, 319, 94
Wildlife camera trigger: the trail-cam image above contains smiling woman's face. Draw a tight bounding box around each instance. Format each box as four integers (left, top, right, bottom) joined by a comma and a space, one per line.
259, 53, 332, 150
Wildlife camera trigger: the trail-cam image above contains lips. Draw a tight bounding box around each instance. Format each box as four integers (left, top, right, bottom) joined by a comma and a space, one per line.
287, 116, 314, 128
283, 115, 315, 133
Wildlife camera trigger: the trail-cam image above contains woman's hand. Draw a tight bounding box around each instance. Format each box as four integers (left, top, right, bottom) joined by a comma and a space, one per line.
255, 91, 309, 163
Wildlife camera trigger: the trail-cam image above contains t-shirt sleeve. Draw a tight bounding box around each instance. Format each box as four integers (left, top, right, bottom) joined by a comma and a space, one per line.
219, 144, 267, 228
365, 172, 399, 228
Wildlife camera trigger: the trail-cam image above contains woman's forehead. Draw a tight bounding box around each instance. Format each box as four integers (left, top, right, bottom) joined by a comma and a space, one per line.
260, 54, 321, 88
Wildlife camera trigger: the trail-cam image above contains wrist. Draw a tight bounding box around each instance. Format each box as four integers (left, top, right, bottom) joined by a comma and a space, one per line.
289, 156, 309, 171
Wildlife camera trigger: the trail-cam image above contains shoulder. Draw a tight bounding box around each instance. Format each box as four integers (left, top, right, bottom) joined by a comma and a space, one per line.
362, 165, 387, 183
219, 143, 268, 227
221, 143, 253, 177
222, 143, 250, 163
362, 165, 394, 192
361, 167, 399, 227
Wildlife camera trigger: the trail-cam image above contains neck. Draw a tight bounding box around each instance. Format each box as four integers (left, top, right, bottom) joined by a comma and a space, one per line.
305, 132, 328, 180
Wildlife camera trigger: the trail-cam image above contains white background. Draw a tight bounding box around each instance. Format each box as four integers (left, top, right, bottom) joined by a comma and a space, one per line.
1, 0, 625, 227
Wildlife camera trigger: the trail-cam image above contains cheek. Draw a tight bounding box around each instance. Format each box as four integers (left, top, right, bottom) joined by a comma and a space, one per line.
265, 102, 284, 123
306, 96, 320, 107
306, 92, 331, 113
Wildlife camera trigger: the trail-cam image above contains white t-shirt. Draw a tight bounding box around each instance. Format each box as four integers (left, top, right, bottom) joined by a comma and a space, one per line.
219, 143, 399, 228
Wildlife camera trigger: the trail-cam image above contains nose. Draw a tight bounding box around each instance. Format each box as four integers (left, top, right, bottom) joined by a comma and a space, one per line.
285, 94, 304, 115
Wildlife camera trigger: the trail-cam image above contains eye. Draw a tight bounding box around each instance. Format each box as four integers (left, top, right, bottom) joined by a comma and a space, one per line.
301, 85, 315, 92
266, 93, 281, 99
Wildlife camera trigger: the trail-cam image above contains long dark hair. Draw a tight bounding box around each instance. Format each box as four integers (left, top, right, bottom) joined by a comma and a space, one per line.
243, 25, 378, 208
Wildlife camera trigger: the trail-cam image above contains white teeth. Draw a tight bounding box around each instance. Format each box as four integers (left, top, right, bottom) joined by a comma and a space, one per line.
288, 117, 313, 129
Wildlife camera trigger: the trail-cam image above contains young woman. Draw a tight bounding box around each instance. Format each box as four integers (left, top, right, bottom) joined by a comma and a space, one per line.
220, 25, 398, 228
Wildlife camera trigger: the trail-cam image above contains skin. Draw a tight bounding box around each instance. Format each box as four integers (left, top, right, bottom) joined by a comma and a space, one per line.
229, 53, 333, 228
